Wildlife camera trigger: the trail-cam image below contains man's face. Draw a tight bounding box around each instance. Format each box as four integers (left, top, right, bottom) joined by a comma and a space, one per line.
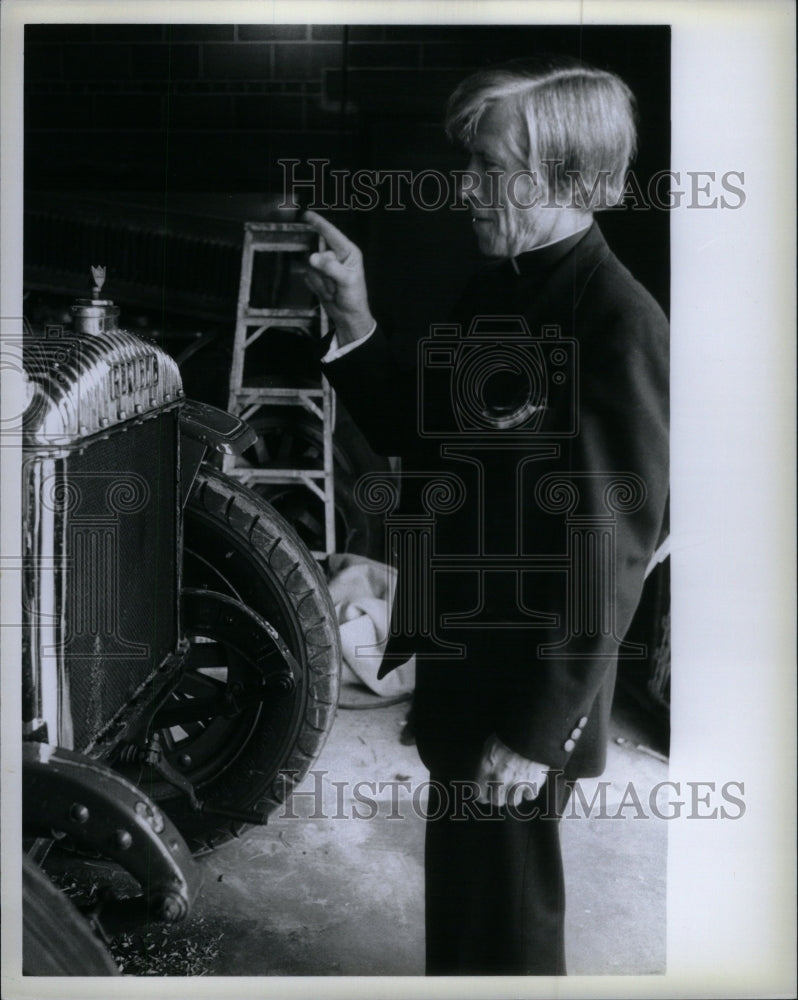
464, 100, 557, 259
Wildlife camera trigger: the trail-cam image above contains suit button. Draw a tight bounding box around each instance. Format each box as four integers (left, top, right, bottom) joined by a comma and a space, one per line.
571, 727, 582, 740
579, 716, 588, 728
563, 739, 576, 753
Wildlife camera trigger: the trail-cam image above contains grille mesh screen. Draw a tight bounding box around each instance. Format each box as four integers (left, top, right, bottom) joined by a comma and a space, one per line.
60, 415, 179, 750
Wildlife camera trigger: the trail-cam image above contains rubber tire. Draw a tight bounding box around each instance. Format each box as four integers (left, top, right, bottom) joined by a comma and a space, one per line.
22, 855, 119, 976
256, 468, 386, 564
155, 465, 341, 853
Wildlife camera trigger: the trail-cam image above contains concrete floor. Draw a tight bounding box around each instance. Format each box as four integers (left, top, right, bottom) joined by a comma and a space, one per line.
187, 684, 668, 977
42, 684, 668, 979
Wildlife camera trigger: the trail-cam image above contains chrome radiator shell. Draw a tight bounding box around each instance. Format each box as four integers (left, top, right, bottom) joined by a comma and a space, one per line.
22, 322, 184, 751
22, 326, 183, 450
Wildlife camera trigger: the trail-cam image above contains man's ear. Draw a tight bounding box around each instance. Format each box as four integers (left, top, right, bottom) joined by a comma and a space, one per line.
507, 168, 546, 211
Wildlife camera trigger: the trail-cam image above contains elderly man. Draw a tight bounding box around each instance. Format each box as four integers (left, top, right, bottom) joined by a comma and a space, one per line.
304, 56, 668, 976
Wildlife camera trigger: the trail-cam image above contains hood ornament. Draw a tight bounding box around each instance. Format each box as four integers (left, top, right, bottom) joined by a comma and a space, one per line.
91, 265, 106, 299
72, 266, 118, 335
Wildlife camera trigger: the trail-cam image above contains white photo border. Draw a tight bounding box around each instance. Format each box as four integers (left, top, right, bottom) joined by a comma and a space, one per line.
1, 2, 795, 998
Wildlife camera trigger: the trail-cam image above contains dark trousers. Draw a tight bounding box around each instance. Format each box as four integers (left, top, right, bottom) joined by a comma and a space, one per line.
424, 771, 572, 976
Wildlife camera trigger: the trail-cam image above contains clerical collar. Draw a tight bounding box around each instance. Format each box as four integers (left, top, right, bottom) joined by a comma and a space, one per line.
508, 223, 594, 278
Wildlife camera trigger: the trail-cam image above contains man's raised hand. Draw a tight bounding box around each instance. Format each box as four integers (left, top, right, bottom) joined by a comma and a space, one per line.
302, 210, 375, 345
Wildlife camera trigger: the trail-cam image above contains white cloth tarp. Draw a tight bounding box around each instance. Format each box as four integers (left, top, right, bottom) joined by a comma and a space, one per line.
327, 553, 415, 697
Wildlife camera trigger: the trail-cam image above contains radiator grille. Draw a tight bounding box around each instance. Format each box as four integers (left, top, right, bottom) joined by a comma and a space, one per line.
58, 415, 180, 751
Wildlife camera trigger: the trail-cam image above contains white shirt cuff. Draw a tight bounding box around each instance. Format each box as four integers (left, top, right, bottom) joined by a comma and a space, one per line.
321, 323, 377, 363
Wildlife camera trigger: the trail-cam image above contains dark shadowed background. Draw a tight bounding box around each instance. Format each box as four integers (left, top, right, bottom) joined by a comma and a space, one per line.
24, 23, 670, 355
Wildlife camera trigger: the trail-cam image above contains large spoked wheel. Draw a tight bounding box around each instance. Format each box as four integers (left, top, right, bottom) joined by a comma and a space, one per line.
22, 854, 119, 975
152, 465, 341, 854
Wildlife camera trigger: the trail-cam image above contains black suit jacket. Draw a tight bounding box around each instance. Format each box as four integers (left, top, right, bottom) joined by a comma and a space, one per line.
322, 223, 668, 779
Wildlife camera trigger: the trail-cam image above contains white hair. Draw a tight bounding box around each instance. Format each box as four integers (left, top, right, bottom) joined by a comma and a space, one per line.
445, 56, 638, 209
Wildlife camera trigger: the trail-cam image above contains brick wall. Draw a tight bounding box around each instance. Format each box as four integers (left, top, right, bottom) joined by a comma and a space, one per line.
23, 24, 671, 326
24, 24, 669, 188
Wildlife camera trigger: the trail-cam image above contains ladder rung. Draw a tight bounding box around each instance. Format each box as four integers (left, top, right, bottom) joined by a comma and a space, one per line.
246, 244, 314, 255
240, 308, 318, 320
235, 384, 324, 397
228, 469, 332, 484
243, 221, 316, 234
227, 469, 333, 490
244, 221, 315, 233
239, 374, 323, 387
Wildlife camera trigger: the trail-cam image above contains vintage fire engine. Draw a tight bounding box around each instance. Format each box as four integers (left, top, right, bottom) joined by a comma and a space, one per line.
20, 270, 341, 973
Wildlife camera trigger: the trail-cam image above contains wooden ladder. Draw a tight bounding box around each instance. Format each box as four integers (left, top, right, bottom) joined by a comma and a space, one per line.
222, 222, 335, 557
